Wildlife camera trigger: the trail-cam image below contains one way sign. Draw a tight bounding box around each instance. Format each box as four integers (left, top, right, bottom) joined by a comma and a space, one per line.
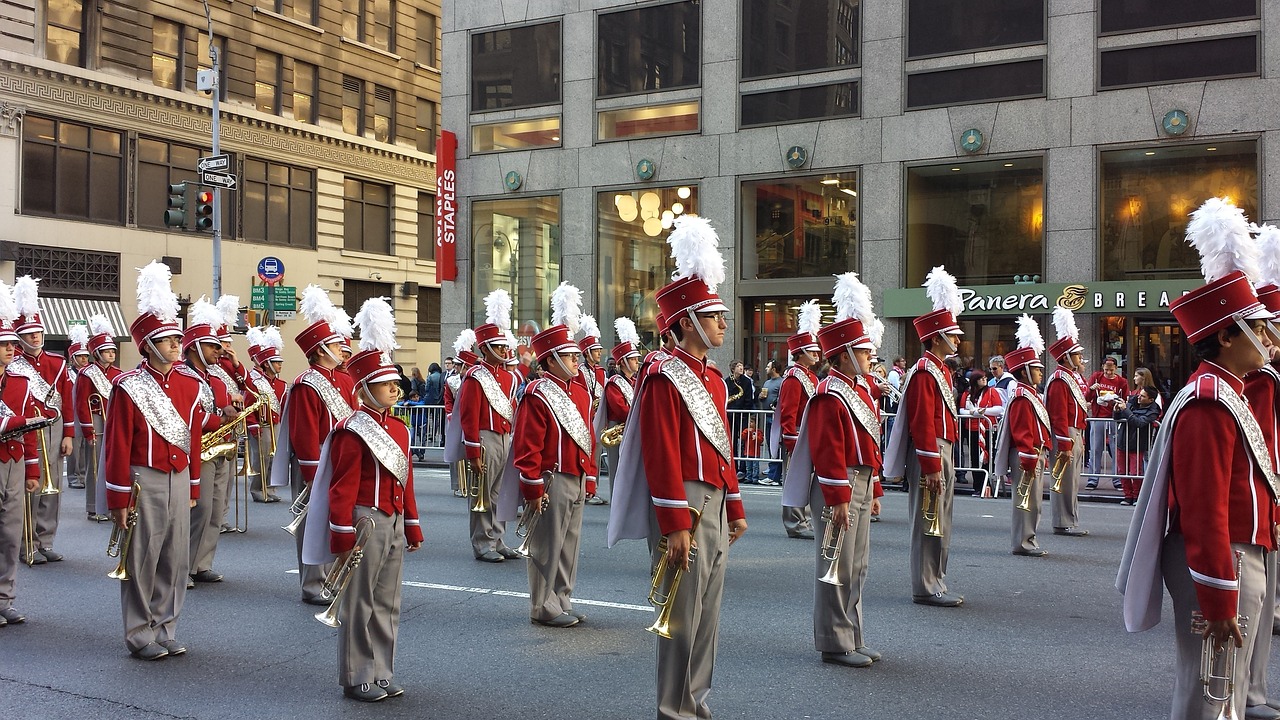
200, 170, 238, 191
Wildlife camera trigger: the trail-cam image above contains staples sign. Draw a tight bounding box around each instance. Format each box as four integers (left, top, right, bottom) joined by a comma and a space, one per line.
435, 130, 458, 283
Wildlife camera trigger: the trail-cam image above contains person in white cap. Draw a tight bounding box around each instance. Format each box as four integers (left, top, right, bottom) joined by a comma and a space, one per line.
244, 326, 285, 503
443, 329, 479, 499
773, 300, 823, 538
576, 315, 608, 505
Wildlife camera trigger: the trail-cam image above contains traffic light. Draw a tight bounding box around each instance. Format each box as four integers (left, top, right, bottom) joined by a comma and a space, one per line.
164, 182, 191, 229
194, 190, 214, 231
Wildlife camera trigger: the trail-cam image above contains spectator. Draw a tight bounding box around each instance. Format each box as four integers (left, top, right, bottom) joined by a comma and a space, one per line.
987, 355, 1015, 405
395, 364, 412, 399
1112, 385, 1162, 505
739, 415, 765, 485
726, 360, 755, 479
1084, 357, 1128, 490
887, 356, 907, 392
759, 361, 784, 483
957, 369, 1004, 488
422, 363, 444, 405
1130, 366, 1163, 408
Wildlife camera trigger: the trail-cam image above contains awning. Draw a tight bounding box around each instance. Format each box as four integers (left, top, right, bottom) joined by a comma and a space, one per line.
38, 297, 129, 339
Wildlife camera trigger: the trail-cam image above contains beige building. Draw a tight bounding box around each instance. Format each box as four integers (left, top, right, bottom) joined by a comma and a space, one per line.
0, 0, 445, 372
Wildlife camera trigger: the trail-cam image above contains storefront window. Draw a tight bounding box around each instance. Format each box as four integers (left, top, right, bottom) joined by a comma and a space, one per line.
471, 196, 561, 333
597, 186, 699, 348
741, 297, 836, 372
905, 157, 1044, 286
742, 172, 858, 279
1099, 140, 1257, 282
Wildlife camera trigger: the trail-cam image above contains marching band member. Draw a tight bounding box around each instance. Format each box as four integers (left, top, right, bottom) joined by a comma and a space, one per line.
65, 325, 91, 493
641, 313, 675, 373
443, 329, 478, 499
505, 283, 596, 627
270, 285, 357, 605
211, 296, 247, 532
884, 266, 965, 607
995, 315, 1052, 557
76, 315, 120, 522
609, 215, 748, 720
458, 289, 520, 563
303, 298, 422, 702
596, 317, 641, 503
784, 272, 884, 668
105, 261, 204, 660
0, 281, 44, 625
577, 315, 607, 505
773, 300, 822, 539
13, 276, 73, 564
1118, 198, 1279, 720
1046, 306, 1090, 537
245, 326, 285, 503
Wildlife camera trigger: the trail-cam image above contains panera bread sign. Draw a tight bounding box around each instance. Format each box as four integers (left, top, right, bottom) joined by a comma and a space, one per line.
881, 280, 1202, 318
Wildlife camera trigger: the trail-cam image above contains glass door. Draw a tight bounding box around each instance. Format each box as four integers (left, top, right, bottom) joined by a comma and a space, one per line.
1131, 320, 1193, 398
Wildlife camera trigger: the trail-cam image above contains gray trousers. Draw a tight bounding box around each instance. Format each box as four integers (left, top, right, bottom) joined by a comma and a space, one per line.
528, 471, 585, 621
292, 461, 333, 601
84, 416, 103, 514
1052, 429, 1083, 530
1011, 462, 1044, 553
653, 480, 727, 720
906, 439, 955, 597
0, 460, 24, 609
189, 457, 230, 574
27, 423, 63, 549
469, 430, 512, 556
338, 507, 405, 687
1163, 535, 1266, 720
248, 428, 279, 501
1247, 548, 1278, 709
780, 450, 812, 536
603, 441, 620, 500
121, 466, 190, 652
68, 427, 84, 484
811, 466, 873, 653
449, 460, 462, 493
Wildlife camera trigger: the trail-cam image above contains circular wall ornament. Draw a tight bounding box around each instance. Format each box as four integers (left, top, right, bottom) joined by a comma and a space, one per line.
504, 170, 523, 191
636, 158, 656, 181
960, 129, 984, 153
786, 146, 808, 168
1162, 109, 1189, 136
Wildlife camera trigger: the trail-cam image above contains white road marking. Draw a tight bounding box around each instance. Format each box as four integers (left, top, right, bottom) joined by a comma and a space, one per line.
401, 580, 653, 612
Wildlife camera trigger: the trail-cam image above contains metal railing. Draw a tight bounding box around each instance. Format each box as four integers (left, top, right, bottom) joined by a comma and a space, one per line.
392, 403, 446, 454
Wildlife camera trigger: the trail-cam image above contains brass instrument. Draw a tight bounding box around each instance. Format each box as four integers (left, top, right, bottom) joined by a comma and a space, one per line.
21, 492, 37, 566
514, 493, 550, 559
921, 482, 944, 538
200, 396, 266, 463
282, 482, 311, 536
1016, 454, 1044, 513
818, 506, 846, 586
647, 494, 712, 639
1050, 452, 1069, 494
107, 483, 141, 580
601, 422, 626, 448
314, 515, 376, 627
871, 375, 902, 405
1191, 551, 1247, 720
467, 446, 489, 513
35, 419, 59, 495
260, 406, 278, 498
726, 383, 744, 405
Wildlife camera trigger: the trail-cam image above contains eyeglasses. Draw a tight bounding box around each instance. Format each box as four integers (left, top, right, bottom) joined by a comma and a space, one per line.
696, 312, 727, 323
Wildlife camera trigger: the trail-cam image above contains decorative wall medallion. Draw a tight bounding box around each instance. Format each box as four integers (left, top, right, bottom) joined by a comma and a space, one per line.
785, 146, 807, 168
504, 170, 523, 191
960, 128, 984, 153
1162, 109, 1189, 136
636, 158, 656, 181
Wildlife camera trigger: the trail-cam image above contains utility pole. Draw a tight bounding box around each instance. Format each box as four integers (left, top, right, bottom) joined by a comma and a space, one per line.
202, 0, 222, 298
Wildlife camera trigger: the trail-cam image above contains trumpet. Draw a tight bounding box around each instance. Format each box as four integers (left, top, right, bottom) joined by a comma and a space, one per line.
107, 483, 141, 580
466, 447, 489, 513
1016, 454, 1043, 513
871, 375, 902, 405
1050, 452, 1069, 494
647, 495, 711, 639
35, 418, 59, 495
282, 483, 311, 536
601, 422, 626, 448
1190, 551, 1247, 720
514, 493, 550, 559
921, 482, 944, 538
314, 515, 376, 627
818, 506, 846, 586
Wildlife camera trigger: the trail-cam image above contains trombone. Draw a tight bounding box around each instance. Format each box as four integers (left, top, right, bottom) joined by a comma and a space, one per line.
282, 482, 311, 536
1050, 452, 1070, 494
106, 483, 141, 580
647, 495, 711, 639
514, 493, 550, 559
35, 416, 59, 495
314, 515, 376, 628
1190, 551, 1247, 720
466, 447, 489, 513
21, 492, 37, 566
818, 505, 846, 586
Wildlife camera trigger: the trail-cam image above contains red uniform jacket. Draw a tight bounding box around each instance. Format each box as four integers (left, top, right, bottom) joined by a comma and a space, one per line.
1046, 369, 1088, 452
287, 365, 358, 484
218, 356, 250, 393
103, 363, 204, 509
639, 347, 745, 536
778, 365, 818, 455
806, 369, 883, 507
513, 374, 598, 501
1243, 365, 1279, 472
1007, 384, 1051, 473
443, 372, 462, 417
245, 371, 285, 436
1169, 362, 1278, 621
0, 372, 41, 479
459, 359, 518, 459
22, 350, 74, 440
74, 363, 123, 441
604, 374, 634, 423
327, 407, 423, 553
187, 363, 232, 434
905, 352, 959, 475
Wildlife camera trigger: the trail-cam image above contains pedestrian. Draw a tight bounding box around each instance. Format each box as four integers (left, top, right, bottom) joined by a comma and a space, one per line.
410, 366, 428, 399
726, 360, 755, 478
395, 364, 412, 401
988, 355, 1015, 405
1083, 357, 1128, 490
739, 415, 764, 484
957, 369, 1002, 490
759, 361, 783, 484
1111, 385, 1161, 505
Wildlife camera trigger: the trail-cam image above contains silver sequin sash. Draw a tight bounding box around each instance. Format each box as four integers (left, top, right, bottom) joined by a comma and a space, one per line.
465, 365, 514, 423
82, 363, 114, 401
298, 368, 355, 424
659, 358, 732, 461
1013, 384, 1052, 434
248, 368, 281, 414
609, 374, 634, 407
8, 355, 60, 411
207, 364, 239, 393
446, 374, 462, 394
785, 366, 816, 398
1215, 378, 1280, 500
531, 379, 593, 454
901, 358, 957, 420
117, 370, 191, 453
1049, 369, 1089, 415
344, 411, 408, 485
824, 375, 881, 440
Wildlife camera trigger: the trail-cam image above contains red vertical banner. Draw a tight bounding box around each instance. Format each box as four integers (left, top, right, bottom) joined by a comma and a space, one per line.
435, 130, 458, 283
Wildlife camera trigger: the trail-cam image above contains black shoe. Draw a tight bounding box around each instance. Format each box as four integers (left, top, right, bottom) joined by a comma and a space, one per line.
191, 570, 223, 583
913, 591, 963, 607
303, 595, 332, 606
1085, 481, 1098, 490
158, 640, 187, 656
88, 513, 109, 522
567, 608, 587, 622
531, 613, 580, 628
37, 548, 63, 562
496, 547, 522, 560
27, 552, 47, 566
821, 651, 873, 668
130, 642, 169, 661
186, 577, 195, 589
1053, 527, 1090, 537
1013, 548, 1048, 557
0, 607, 26, 624
376, 679, 405, 698
476, 551, 504, 563
870, 516, 881, 523
68, 481, 86, 489
344, 683, 388, 703
789, 530, 816, 540
856, 646, 881, 662
218, 525, 234, 534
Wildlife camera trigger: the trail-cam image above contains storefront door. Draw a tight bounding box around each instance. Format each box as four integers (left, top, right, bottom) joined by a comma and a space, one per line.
1130, 320, 1194, 398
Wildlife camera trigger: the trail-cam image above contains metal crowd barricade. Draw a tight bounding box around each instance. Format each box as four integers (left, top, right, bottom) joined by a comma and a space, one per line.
393, 403, 446, 456
726, 408, 783, 483
1077, 414, 1158, 492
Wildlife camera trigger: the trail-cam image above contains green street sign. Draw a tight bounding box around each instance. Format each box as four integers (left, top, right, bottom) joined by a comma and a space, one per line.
250, 285, 297, 310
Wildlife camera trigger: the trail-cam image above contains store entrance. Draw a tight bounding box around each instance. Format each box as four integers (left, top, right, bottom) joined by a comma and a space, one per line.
1130, 320, 1194, 398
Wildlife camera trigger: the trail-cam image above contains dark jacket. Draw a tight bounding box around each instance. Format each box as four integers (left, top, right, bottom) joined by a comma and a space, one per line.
422, 370, 443, 405
1112, 396, 1161, 454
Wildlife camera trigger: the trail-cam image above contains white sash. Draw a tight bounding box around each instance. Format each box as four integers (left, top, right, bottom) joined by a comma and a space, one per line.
993, 385, 1051, 478
531, 379, 593, 454
1048, 369, 1089, 415
8, 355, 60, 411
298, 368, 355, 423
82, 363, 114, 401
659, 359, 731, 461
344, 411, 409, 484
882, 358, 955, 479
207, 364, 239, 393
465, 365, 514, 423
248, 367, 281, 414
117, 370, 191, 453
827, 374, 881, 441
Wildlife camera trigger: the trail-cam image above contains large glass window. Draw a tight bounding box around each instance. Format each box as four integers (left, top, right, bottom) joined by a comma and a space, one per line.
1099, 141, 1257, 282
598, 102, 698, 141
906, 59, 1044, 110
741, 173, 858, 280
597, 186, 698, 347
906, 0, 1043, 59
905, 157, 1044, 287
598, 0, 700, 97
373, 85, 394, 143
343, 0, 394, 52
416, 99, 437, 154
343, 76, 365, 135
1099, 35, 1258, 90
344, 178, 391, 254
136, 137, 234, 233
417, 191, 435, 261
741, 82, 857, 127
417, 288, 441, 342
472, 117, 560, 153
255, 51, 281, 115
45, 0, 84, 66
293, 62, 317, 123
472, 196, 561, 332
276, 0, 318, 25
152, 19, 183, 90
242, 159, 314, 248
416, 11, 437, 67
471, 22, 561, 111
1100, 0, 1256, 34
342, 279, 393, 325
742, 298, 836, 372
23, 116, 123, 225
742, 0, 859, 78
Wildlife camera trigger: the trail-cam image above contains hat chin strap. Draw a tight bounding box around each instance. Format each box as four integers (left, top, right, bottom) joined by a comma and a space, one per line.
687, 309, 714, 349
937, 332, 958, 358
18, 337, 40, 354
845, 347, 869, 376
1235, 316, 1271, 364
320, 344, 344, 367
361, 382, 392, 410
553, 352, 576, 379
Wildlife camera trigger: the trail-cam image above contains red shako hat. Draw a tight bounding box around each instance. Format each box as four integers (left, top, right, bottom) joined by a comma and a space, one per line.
611, 316, 642, 364
130, 261, 183, 349
913, 266, 964, 343
1005, 315, 1045, 373
1171, 199, 1272, 343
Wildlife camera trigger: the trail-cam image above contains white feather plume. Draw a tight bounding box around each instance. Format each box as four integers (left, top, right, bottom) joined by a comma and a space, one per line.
923, 266, 963, 318
355, 297, 399, 356
14, 276, 39, 318
299, 285, 336, 326
483, 289, 513, 329
579, 314, 601, 340
1252, 223, 1280, 287
327, 305, 353, 339
0, 282, 18, 325
1015, 314, 1044, 356
1186, 197, 1261, 284
796, 300, 822, 336
216, 295, 240, 328
866, 317, 886, 349
189, 296, 223, 329
136, 261, 179, 322
263, 326, 284, 352
832, 272, 877, 327
68, 323, 90, 347
504, 330, 519, 356
614, 317, 640, 347
1051, 306, 1079, 342
453, 328, 477, 357
550, 282, 583, 334
246, 326, 266, 349
89, 314, 114, 338
668, 215, 726, 293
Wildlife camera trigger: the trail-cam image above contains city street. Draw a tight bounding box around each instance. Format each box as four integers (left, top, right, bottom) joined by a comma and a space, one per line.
0, 469, 1232, 719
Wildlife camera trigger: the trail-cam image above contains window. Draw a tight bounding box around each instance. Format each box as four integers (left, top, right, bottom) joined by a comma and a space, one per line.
742, 0, 859, 78
342, 279, 393, 325
372, 85, 394, 143
597, 187, 696, 345
14, 245, 120, 298
152, 19, 183, 90
598, 1, 700, 97
416, 11, 437, 67
471, 22, 561, 111
741, 173, 858, 280
136, 137, 234, 233
195, 33, 227, 100
741, 82, 857, 127
293, 62, 316, 123
1099, 141, 1257, 282
415, 99, 436, 154
22, 116, 124, 225
906, 0, 1043, 59
255, 51, 281, 114
906, 59, 1044, 110
417, 288, 441, 342
344, 178, 391, 254
45, 0, 84, 66
1099, 35, 1258, 90
343, 76, 365, 135
1099, 0, 1256, 34
598, 103, 697, 141
242, 159, 315, 248
472, 196, 561, 330
473, 117, 560, 152
418, 192, 436, 260
343, 0, 395, 52
279, 0, 318, 25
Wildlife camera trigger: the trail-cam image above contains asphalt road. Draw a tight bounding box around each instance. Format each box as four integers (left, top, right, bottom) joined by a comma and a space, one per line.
0, 469, 1257, 719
